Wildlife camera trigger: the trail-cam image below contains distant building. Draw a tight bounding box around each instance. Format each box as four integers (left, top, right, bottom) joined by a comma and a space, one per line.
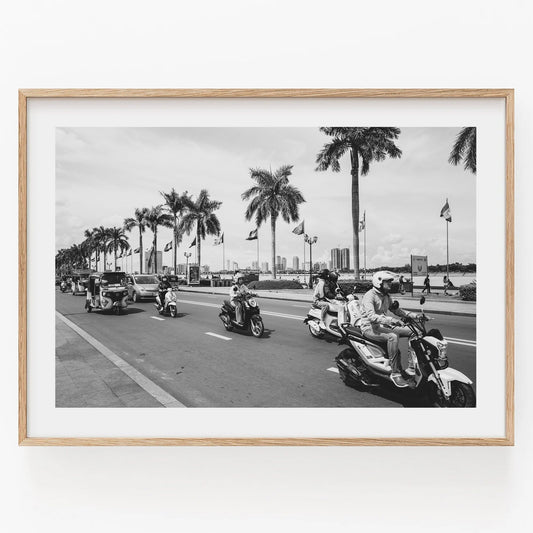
261, 261, 269, 272
202, 265, 210, 274
313, 262, 321, 272
281, 257, 287, 271
232, 261, 239, 271
340, 248, 350, 271
303, 261, 311, 271
177, 263, 187, 275
252, 260, 259, 270
292, 256, 300, 271
330, 248, 341, 270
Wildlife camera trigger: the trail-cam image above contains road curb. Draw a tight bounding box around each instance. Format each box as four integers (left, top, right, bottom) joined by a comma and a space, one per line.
178, 289, 476, 318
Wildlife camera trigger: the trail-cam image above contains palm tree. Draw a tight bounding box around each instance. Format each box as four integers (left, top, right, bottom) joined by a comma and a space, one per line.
105, 227, 130, 271
449, 127, 476, 174
179, 190, 222, 271
93, 226, 112, 271
316, 127, 402, 279
144, 206, 173, 274
83, 228, 98, 270
124, 208, 149, 274
160, 189, 192, 275
68, 243, 86, 269
241, 166, 305, 279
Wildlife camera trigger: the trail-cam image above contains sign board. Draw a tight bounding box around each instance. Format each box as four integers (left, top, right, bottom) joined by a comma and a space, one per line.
188, 265, 200, 285
411, 255, 428, 276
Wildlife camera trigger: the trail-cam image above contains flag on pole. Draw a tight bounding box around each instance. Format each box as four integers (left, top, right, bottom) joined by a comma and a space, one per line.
214, 233, 224, 245
189, 237, 196, 248
359, 211, 366, 232
292, 221, 305, 235
134, 247, 140, 253
147, 247, 154, 268
164, 241, 172, 252
440, 200, 452, 222
246, 229, 258, 241
127, 248, 132, 256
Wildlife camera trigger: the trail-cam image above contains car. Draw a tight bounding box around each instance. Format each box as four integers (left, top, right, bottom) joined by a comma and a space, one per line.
125, 274, 160, 302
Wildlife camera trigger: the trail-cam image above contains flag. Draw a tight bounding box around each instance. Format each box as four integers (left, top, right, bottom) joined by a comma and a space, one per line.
292, 221, 305, 235
440, 200, 452, 222
127, 249, 132, 256
189, 237, 196, 248
214, 233, 224, 245
134, 247, 140, 253
164, 241, 172, 252
359, 211, 366, 232
147, 246, 154, 267
246, 229, 258, 241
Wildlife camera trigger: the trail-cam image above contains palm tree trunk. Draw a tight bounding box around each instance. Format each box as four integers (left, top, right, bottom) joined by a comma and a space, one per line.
350, 147, 360, 279
139, 228, 143, 274
103, 248, 107, 271
173, 219, 178, 275
271, 216, 276, 279
114, 245, 117, 270
153, 229, 158, 273
196, 223, 201, 270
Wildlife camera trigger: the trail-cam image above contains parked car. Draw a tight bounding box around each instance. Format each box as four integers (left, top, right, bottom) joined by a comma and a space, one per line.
125, 274, 160, 302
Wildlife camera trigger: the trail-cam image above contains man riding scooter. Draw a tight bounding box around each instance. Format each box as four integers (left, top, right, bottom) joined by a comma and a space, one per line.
230, 272, 252, 326
313, 269, 344, 329
361, 271, 423, 388
157, 275, 171, 309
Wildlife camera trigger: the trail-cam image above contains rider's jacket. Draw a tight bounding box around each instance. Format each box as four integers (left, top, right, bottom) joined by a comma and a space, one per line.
360, 287, 413, 331
158, 281, 171, 299
229, 283, 250, 303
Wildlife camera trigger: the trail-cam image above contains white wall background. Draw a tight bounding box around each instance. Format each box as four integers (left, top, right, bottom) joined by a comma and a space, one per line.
1, 1, 529, 531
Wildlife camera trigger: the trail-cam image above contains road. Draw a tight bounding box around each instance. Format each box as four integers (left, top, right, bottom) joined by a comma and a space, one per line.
56, 290, 476, 408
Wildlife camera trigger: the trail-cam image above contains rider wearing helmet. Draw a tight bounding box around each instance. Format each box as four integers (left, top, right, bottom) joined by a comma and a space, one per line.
313, 269, 343, 328
157, 275, 171, 309
230, 272, 251, 325
360, 271, 421, 388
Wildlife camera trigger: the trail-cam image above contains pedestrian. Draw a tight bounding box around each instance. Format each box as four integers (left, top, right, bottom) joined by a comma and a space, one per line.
399, 274, 405, 294
422, 274, 431, 294
443, 275, 450, 295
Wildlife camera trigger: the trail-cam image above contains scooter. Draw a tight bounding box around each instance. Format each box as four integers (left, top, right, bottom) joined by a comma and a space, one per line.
154, 288, 178, 318
59, 280, 68, 293
335, 297, 476, 407
219, 293, 264, 337
304, 289, 356, 339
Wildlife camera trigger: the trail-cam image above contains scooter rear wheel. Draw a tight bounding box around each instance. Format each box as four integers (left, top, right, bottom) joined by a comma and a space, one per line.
308, 321, 325, 339
170, 306, 177, 318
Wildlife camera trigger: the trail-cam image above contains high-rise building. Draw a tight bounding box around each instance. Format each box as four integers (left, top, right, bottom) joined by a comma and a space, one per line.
281, 257, 287, 271
252, 260, 259, 270
232, 261, 239, 271
261, 261, 269, 272
340, 248, 350, 271
177, 263, 187, 275
292, 256, 299, 270
330, 248, 341, 270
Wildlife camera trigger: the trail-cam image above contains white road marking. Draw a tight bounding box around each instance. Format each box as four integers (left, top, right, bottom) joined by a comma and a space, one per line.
178, 298, 476, 347
292, 304, 309, 308
150, 316, 165, 321
56, 311, 185, 408
327, 367, 339, 374
205, 332, 232, 341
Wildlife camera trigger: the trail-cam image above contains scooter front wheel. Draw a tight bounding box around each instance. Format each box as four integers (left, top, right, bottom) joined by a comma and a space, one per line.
250, 315, 264, 338
220, 313, 233, 331
170, 305, 177, 318
428, 381, 476, 408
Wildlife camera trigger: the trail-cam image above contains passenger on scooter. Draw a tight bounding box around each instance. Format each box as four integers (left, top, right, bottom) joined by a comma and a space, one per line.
157, 275, 171, 308
230, 272, 251, 325
313, 269, 334, 329
361, 271, 422, 388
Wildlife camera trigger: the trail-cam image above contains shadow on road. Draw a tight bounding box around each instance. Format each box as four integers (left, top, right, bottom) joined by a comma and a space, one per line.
341, 380, 432, 408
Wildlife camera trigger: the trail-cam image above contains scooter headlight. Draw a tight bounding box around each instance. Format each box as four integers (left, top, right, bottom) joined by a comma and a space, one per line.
248, 298, 257, 307
102, 291, 108, 297
435, 341, 449, 369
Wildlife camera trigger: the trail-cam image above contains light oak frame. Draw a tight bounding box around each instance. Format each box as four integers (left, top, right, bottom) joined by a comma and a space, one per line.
18, 89, 514, 446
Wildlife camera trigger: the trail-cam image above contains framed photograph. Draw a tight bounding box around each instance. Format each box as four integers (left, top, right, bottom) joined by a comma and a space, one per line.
19, 89, 514, 445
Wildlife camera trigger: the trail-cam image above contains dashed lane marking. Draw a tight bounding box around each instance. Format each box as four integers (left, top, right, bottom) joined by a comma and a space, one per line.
205, 332, 232, 341
56, 311, 185, 408
150, 316, 165, 321
327, 367, 339, 374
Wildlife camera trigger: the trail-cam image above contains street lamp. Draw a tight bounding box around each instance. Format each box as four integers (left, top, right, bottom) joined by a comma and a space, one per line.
304, 234, 318, 288
184, 252, 192, 284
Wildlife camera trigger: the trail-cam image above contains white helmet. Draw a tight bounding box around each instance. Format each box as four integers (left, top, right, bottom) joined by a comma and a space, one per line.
233, 272, 245, 283
372, 271, 395, 290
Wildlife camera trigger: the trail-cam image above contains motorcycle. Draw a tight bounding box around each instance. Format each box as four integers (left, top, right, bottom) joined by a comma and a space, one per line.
335, 297, 476, 407
60, 280, 68, 293
219, 293, 264, 337
154, 288, 178, 318
304, 289, 355, 339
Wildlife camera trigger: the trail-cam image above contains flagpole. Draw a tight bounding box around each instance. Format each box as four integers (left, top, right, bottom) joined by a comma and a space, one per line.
364, 211, 367, 280
223, 237, 225, 274
446, 219, 449, 282
256, 231, 259, 275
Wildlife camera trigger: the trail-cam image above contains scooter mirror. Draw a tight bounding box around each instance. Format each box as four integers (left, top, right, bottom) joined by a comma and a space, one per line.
420, 296, 426, 305
390, 300, 400, 311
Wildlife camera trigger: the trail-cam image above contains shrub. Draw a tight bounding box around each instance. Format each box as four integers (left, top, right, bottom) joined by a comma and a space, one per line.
248, 280, 303, 290
459, 282, 476, 301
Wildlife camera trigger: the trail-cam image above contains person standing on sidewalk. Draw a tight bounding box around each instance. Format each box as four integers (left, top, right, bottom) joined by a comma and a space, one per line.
443, 275, 450, 295
422, 274, 431, 294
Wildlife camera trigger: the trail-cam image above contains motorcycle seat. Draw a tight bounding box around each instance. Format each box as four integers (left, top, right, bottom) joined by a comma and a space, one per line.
345, 326, 389, 355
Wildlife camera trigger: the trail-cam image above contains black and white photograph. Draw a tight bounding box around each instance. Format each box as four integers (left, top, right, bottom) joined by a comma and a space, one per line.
55, 125, 477, 408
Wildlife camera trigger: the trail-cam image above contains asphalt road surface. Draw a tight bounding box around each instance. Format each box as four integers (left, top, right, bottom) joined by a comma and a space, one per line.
56, 290, 476, 408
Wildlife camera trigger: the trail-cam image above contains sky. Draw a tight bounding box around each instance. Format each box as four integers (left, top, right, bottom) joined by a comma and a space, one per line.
56, 127, 476, 271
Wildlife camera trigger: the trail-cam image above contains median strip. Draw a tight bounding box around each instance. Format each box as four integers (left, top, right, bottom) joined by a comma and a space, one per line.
56, 311, 185, 408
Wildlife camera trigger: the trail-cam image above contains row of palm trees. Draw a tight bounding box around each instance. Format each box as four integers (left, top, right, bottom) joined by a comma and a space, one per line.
56, 127, 476, 280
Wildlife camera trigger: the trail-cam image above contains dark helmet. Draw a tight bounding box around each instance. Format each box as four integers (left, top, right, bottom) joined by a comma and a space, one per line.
318, 268, 330, 280
329, 271, 339, 282
162, 276, 168, 281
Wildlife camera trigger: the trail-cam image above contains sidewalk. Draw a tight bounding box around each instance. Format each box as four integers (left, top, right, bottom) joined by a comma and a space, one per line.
179, 286, 476, 317
56, 316, 164, 407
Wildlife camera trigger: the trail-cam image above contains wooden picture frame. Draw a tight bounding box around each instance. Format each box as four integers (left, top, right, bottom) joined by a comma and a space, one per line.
19, 88, 514, 446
